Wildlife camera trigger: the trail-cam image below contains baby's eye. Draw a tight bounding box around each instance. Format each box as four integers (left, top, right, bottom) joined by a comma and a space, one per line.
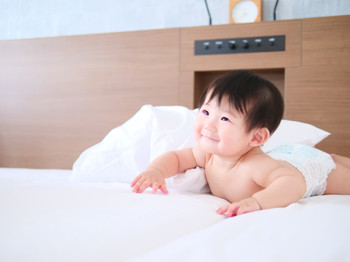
202, 109, 209, 116
221, 116, 230, 122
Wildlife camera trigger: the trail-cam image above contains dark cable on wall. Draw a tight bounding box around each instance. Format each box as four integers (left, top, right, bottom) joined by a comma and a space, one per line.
204, 0, 212, 25
273, 0, 280, 20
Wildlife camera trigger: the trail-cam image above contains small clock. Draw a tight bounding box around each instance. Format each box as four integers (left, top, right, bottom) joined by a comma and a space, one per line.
229, 0, 262, 24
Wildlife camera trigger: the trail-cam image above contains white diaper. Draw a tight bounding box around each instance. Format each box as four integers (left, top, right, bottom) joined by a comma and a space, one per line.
267, 144, 336, 198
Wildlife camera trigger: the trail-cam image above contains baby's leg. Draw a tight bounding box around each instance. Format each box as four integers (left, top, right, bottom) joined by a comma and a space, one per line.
324, 154, 350, 195
331, 154, 350, 169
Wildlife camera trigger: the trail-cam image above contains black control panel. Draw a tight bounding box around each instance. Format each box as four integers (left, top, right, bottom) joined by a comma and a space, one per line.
194, 35, 285, 55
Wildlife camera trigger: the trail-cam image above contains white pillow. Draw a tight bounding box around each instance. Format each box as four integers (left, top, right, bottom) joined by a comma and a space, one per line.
71, 105, 330, 187
261, 119, 330, 152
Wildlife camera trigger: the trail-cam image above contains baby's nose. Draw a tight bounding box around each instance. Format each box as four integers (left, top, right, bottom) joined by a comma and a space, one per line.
204, 120, 217, 132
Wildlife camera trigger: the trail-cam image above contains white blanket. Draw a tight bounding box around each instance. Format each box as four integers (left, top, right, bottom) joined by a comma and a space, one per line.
0, 168, 227, 262
133, 195, 350, 262
1, 168, 349, 262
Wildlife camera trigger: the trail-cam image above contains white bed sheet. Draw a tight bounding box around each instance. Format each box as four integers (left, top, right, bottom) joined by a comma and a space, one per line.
1, 168, 350, 262
0, 168, 228, 262
134, 195, 350, 262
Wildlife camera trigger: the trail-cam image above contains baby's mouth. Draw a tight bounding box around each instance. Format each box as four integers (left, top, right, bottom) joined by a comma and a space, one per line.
201, 130, 220, 142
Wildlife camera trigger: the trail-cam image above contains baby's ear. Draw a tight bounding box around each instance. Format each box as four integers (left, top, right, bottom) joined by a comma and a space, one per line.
250, 127, 270, 147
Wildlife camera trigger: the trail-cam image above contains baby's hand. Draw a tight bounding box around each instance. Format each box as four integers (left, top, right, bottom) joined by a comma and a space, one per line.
130, 168, 168, 194
216, 197, 261, 217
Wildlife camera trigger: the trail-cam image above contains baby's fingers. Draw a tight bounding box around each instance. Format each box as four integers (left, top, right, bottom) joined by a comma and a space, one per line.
225, 204, 240, 217
216, 205, 229, 215
151, 182, 168, 194
159, 182, 168, 194
152, 183, 160, 194
130, 175, 141, 188
137, 180, 153, 193
132, 177, 149, 193
217, 204, 240, 217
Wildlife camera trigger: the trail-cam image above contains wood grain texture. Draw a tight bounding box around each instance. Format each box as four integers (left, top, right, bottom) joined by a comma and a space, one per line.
0, 29, 180, 168
285, 15, 350, 156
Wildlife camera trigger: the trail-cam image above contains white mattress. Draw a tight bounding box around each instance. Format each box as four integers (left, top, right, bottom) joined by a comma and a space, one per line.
0, 168, 228, 262
135, 195, 350, 262
1, 168, 349, 262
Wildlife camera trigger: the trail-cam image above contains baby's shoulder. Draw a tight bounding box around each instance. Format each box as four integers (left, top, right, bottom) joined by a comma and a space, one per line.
243, 151, 276, 167
245, 152, 301, 185
242, 152, 288, 175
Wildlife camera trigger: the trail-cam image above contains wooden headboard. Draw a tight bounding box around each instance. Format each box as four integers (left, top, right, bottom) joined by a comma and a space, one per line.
1, 15, 349, 169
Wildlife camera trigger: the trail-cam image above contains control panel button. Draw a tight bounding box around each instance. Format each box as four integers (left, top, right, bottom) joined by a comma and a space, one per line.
194, 35, 285, 55
268, 37, 276, 46
215, 41, 223, 49
242, 40, 249, 49
255, 38, 262, 47
228, 40, 236, 49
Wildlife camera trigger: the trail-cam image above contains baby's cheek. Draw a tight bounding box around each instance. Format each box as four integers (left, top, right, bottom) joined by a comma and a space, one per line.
193, 122, 202, 142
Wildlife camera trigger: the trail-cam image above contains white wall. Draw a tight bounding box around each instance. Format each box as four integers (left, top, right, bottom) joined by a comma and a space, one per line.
1, 0, 349, 40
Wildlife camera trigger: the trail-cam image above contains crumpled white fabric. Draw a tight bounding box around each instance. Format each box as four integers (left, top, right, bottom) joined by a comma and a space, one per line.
166, 167, 210, 194
71, 105, 198, 184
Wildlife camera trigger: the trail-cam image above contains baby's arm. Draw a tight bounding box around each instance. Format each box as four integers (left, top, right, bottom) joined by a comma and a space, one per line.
217, 169, 306, 217
252, 171, 306, 209
131, 147, 204, 194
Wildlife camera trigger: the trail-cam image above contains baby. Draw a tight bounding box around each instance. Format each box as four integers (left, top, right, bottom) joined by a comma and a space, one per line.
131, 70, 350, 217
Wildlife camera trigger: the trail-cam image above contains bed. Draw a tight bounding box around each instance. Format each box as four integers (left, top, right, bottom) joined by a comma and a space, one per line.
1, 172, 350, 262
1, 105, 350, 262
1, 15, 350, 262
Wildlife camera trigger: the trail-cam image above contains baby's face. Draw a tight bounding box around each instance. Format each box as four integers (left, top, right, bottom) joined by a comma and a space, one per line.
194, 96, 255, 158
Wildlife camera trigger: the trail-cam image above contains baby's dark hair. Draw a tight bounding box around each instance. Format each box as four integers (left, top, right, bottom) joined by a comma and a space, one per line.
198, 70, 284, 134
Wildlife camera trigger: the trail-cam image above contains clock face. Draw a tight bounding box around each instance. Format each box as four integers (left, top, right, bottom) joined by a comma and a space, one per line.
232, 0, 259, 23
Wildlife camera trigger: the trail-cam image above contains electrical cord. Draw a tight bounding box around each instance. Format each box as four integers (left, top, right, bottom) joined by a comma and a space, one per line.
204, 0, 212, 25
273, 0, 280, 20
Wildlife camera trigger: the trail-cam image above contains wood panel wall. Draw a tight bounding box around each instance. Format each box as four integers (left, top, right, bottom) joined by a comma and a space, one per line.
0, 29, 180, 168
0, 15, 349, 169
286, 16, 350, 156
